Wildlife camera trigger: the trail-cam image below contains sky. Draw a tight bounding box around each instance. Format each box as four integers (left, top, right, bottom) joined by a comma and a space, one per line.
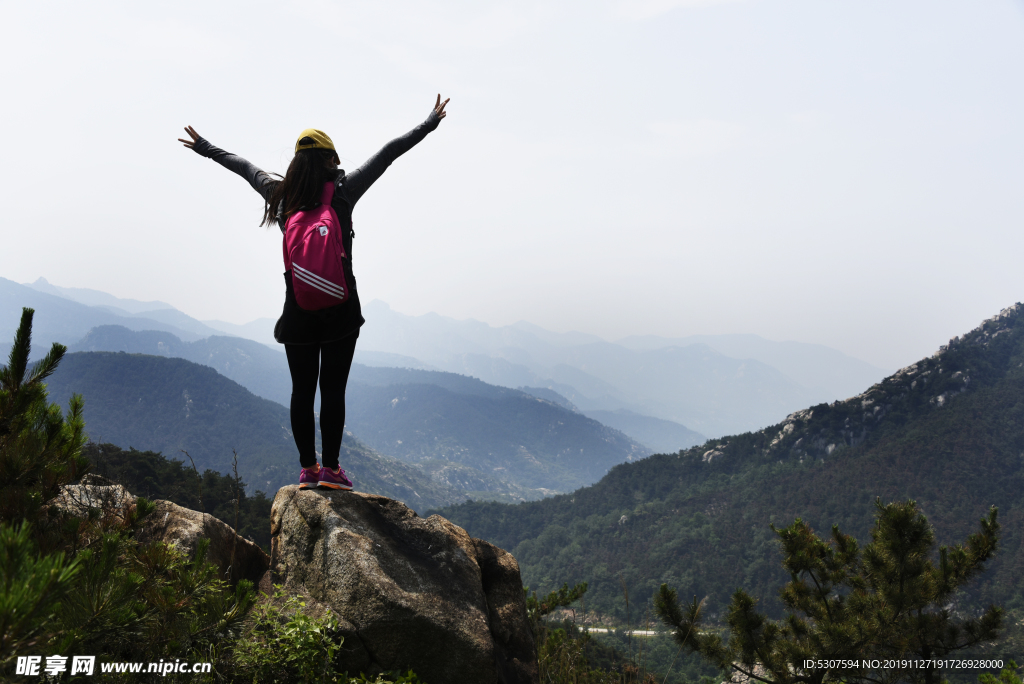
1, 0, 1022, 370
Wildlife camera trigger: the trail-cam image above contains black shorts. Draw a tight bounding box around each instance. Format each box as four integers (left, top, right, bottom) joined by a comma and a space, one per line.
273, 270, 365, 344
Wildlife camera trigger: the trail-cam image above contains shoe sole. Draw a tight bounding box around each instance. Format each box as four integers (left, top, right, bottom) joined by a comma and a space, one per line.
298, 482, 318, 489
317, 482, 353, 491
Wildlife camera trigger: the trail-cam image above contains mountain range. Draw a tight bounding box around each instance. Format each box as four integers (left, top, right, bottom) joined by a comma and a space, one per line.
41, 351, 466, 512
0, 277, 217, 346
59, 324, 654, 493
42, 344, 653, 503
68, 325, 294, 407
344, 365, 650, 491
434, 302, 1024, 637
4, 276, 889, 442
339, 300, 892, 437
3, 278, 698, 453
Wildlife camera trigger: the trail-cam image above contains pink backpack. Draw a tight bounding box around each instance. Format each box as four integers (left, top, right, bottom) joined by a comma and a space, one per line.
282, 181, 351, 310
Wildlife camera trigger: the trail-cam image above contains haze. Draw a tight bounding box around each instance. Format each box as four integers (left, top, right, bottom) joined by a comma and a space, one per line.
2, 0, 1022, 370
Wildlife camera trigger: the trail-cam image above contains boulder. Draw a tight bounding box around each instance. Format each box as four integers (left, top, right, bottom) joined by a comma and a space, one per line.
53, 474, 135, 527
52, 475, 268, 586
270, 485, 538, 683
137, 500, 270, 586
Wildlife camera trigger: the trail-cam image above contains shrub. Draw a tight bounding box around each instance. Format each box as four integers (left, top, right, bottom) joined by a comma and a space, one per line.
230, 585, 344, 683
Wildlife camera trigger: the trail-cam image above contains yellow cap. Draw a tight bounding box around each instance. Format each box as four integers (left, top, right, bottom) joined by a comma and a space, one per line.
294, 128, 336, 153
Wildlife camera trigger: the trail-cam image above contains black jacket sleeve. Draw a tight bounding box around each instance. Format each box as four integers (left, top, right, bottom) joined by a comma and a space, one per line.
339, 110, 441, 207
191, 137, 277, 204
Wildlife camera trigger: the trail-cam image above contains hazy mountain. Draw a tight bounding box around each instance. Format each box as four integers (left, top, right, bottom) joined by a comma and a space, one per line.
25, 276, 175, 314
11, 277, 880, 438
516, 387, 707, 453
616, 332, 889, 402
1, 277, 214, 347
69, 325, 294, 407
349, 365, 522, 396
59, 327, 650, 499
548, 342, 817, 436
43, 351, 465, 512
111, 308, 228, 339
356, 300, 887, 436
345, 365, 651, 494
581, 409, 705, 454
507, 320, 607, 347
358, 301, 621, 390
517, 387, 580, 412
54, 323, 647, 499
436, 303, 1024, 628
23, 277, 228, 339
353, 350, 439, 371
201, 317, 280, 348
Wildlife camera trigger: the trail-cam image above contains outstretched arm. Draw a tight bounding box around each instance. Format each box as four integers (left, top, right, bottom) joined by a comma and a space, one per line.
342, 95, 449, 206
178, 125, 277, 203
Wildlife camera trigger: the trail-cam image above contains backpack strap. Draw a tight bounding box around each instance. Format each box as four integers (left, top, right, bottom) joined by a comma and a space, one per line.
320, 181, 335, 206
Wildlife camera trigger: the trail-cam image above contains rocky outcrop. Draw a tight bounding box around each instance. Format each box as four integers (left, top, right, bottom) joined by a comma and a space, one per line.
53, 474, 135, 526
137, 500, 269, 586
270, 486, 538, 684
53, 475, 269, 586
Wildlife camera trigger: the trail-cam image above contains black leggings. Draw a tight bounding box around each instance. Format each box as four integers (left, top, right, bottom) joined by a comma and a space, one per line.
285, 333, 358, 469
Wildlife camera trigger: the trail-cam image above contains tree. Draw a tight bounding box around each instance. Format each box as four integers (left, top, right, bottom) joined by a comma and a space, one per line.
0, 307, 88, 546
655, 500, 1001, 684
979, 660, 1021, 684
0, 308, 256, 678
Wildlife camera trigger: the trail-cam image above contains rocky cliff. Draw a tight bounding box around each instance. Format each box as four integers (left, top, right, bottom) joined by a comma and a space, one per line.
269, 486, 537, 683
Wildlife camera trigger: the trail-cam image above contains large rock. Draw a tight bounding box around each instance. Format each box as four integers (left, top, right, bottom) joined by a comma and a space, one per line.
270, 485, 538, 683
52, 475, 269, 586
53, 474, 135, 526
138, 500, 269, 586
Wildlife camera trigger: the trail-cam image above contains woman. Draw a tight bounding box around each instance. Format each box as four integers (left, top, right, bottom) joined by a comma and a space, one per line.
179, 95, 449, 491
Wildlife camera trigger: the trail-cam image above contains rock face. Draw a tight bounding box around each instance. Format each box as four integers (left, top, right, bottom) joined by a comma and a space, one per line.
270, 486, 538, 683
138, 500, 269, 586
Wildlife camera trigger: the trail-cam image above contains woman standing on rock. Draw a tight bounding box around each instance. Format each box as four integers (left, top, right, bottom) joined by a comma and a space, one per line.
179, 95, 449, 491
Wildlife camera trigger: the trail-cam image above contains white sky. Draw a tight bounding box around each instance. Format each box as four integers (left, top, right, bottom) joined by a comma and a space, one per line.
2, 0, 1022, 370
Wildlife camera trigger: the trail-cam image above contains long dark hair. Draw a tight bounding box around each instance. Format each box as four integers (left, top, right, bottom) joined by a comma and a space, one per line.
261, 144, 340, 228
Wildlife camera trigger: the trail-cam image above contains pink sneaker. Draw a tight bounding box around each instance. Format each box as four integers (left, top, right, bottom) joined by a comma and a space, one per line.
318, 466, 353, 491
298, 463, 321, 489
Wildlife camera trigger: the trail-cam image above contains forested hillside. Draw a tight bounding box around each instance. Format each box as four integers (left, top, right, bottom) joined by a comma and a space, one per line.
435, 303, 1024, 633
44, 352, 466, 511
346, 365, 651, 493
65, 328, 654, 498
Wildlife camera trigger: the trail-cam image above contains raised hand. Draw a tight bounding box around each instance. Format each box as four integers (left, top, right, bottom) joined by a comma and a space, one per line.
434, 94, 450, 120
177, 125, 200, 149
